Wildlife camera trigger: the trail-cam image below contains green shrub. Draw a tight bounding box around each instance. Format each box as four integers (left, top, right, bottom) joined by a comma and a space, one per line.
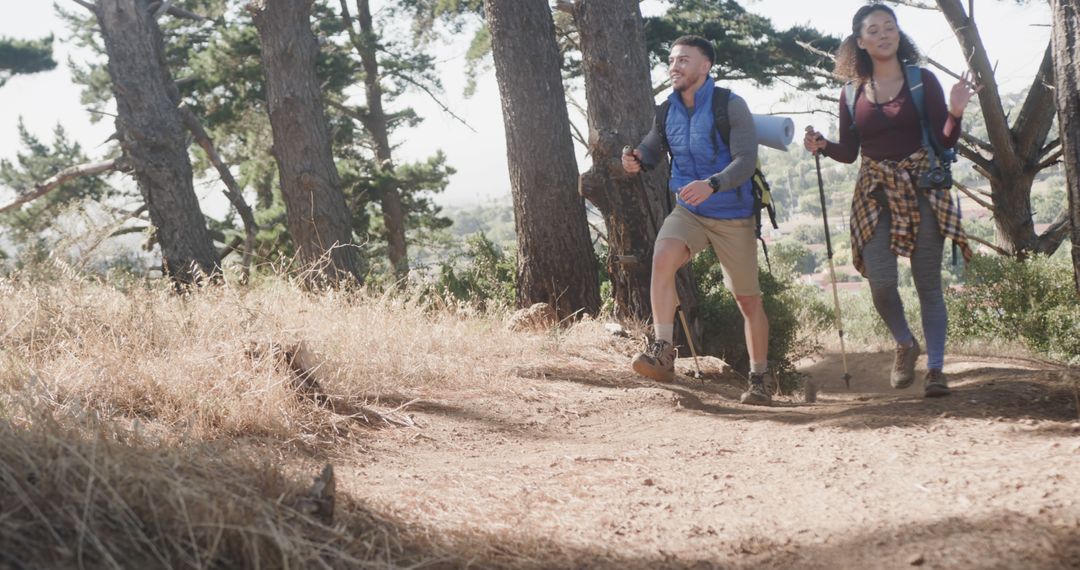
947, 254, 1080, 363
768, 240, 816, 275
428, 233, 515, 310
692, 248, 827, 391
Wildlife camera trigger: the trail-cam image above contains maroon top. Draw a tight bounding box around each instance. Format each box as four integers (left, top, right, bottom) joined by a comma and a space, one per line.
824, 69, 962, 163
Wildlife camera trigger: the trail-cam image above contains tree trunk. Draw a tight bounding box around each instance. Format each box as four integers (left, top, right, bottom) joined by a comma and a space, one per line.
484, 0, 601, 319
570, 0, 700, 340
341, 0, 408, 278
1051, 0, 1080, 295
94, 0, 220, 285
249, 0, 363, 285
936, 0, 1065, 256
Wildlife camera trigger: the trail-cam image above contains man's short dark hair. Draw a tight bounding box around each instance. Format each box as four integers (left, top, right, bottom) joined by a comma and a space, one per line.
671, 35, 716, 66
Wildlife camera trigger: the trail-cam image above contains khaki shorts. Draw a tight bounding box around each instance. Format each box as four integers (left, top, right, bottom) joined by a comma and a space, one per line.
656, 205, 761, 296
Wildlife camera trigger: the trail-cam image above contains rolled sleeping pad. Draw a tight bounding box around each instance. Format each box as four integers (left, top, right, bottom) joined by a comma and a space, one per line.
752, 114, 795, 151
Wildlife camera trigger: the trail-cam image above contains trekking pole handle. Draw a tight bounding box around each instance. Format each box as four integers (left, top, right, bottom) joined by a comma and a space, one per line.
804, 125, 824, 156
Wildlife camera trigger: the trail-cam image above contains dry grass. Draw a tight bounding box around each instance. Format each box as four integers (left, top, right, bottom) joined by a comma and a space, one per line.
0, 406, 406, 569
3, 270, 1078, 569
0, 271, 638, 568
0, 276, 568, 444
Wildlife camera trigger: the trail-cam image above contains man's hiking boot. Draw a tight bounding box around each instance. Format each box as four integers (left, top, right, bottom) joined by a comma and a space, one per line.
924, 369, 950, 398
890, 339, 921, 389
740, 372, 773, 406
631, 339, 676, 382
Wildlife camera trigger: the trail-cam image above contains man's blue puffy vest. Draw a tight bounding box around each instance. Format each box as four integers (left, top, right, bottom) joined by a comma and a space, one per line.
665, 77, 754, 220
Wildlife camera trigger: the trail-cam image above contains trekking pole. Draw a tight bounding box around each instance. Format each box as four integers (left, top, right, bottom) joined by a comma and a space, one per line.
676, 303, 703, 380
623, 145, 703, 381
808, 127, 852, 389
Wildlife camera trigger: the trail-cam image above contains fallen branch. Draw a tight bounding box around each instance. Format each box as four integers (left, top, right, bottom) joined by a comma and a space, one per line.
247, 341, 418, 429
0, 158, 122, 215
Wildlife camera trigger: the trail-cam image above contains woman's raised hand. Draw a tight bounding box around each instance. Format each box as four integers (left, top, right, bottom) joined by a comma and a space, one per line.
949, 70, 982, 118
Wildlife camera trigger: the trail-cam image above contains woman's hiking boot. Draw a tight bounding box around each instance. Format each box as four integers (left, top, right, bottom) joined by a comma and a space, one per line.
740, 372, 773, 406
890, 339, 921, 389
631, 339, 675, 382
924, 369, 950, 398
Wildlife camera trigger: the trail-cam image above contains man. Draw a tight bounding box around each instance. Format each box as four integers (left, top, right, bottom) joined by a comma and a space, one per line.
622, 35, 772, 406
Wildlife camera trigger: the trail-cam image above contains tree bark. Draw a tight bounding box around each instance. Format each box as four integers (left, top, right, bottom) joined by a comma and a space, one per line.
1051, 0, 1080, 295
95, 0, 221, 285
249, 0, 363, 285
340, 0, 409, 278
936, 0, 1065, 256
570, 0, 700, 339
484, 0, 601, 319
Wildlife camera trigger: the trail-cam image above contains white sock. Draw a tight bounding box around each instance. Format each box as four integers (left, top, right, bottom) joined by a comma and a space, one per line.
750, 361, 768, 375
654, 323, 674, 344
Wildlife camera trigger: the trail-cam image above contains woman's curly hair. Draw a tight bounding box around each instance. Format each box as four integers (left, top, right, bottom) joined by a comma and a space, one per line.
834, 3, 922, 82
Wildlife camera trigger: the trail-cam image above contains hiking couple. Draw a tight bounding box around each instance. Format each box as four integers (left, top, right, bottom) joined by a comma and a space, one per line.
625, 4, 978, 403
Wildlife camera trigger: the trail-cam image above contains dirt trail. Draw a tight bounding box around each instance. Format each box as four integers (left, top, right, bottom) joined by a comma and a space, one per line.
340, 351, 1080, 569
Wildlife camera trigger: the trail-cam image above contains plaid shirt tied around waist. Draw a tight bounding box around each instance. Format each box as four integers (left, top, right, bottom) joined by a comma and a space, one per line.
850, 147, 973, 275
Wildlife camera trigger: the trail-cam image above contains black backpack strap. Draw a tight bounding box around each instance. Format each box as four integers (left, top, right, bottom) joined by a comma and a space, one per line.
711, 86, 732, 148
655, 100, 672, 159
654, 100, 674, 213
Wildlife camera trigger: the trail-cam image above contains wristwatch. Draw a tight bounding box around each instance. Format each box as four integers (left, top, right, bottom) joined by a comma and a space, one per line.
707, 176, 721, 194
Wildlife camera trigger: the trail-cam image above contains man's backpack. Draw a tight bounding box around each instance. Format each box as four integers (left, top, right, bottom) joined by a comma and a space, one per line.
655, 87, 780, 270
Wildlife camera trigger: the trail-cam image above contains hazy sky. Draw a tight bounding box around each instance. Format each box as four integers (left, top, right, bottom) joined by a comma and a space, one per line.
0, 0, 1052, 210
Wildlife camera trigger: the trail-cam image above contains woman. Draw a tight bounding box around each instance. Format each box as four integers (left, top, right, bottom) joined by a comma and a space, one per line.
804, 3, 979, 398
